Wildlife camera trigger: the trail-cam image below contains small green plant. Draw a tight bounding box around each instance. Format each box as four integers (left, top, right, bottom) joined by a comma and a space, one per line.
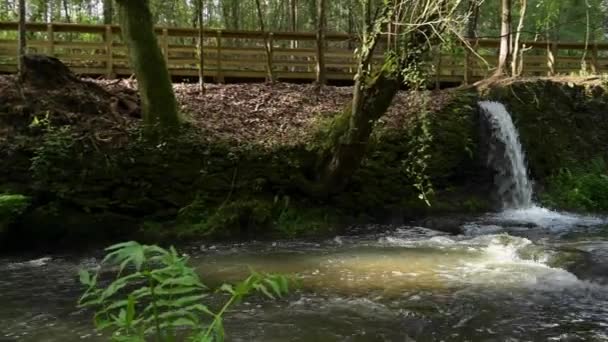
79, 241, 290, 341
0, 194, 30, 233
402, 94, 434, 206
0, 194, 30, 219
30, 125, 75, 185
541, 158, 608, 212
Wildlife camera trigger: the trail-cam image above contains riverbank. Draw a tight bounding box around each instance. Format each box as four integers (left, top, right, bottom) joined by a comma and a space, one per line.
1, 74, 607, 249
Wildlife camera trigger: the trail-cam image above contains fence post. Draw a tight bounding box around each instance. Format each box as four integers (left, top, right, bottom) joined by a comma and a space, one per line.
46, 24, 54, 56
105, 25, 114, 78
547, 41, 558, 76
162, 28, 169, 66
216, 30, 224, 83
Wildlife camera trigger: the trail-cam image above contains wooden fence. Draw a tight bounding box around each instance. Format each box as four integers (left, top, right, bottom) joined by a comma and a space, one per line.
1, 21, 607, 84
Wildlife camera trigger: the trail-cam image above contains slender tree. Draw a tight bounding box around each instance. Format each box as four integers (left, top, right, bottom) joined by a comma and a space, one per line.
496, 0, 512, 76
511, 0, 527, 76
115, 0, 179, 132
197, 0, 205, 94
103, 0, 113, 24
254, 0, 275, 83
18, 0, 26, 77
290, 0, 298, 48
315, 0, 326, 86
467, 0, 480, 38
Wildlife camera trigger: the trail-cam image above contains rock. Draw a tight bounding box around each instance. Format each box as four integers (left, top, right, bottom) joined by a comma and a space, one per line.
413, 216, 466, 235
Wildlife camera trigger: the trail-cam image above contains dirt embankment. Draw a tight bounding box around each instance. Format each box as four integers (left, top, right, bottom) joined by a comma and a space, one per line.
0, 71, 455, 148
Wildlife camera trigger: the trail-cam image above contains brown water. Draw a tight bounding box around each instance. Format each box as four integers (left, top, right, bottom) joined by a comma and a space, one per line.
2, 209, 608, 341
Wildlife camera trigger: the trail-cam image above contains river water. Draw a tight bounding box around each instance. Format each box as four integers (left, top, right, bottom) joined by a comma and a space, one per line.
2, 102, 608, 341
1, 208, 608, 341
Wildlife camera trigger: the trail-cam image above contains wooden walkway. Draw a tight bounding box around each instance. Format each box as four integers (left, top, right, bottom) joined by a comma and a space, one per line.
1, 21, 607, 84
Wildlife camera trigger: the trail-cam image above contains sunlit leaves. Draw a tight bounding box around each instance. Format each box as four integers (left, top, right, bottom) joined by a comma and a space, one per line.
78, 241, 293, 342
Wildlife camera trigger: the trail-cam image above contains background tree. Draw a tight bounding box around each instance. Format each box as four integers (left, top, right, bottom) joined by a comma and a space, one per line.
496, 0, 512, 76
254, 0, 275, 83
197, 0, 205, 95
315, 0, 326, 86
103, 0, 112, 24
17, 0, 25, 77
115, 0, 179, 132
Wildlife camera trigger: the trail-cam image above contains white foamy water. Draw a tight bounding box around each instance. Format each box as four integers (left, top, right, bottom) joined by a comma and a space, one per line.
494, 205, 604, 231
479, 101, 533, 209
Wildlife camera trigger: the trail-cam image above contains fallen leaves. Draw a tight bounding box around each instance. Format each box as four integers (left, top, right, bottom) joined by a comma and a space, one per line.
1, 75, 456, 148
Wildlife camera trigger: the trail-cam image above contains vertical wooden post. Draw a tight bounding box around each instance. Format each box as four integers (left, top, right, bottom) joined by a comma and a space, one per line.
162, 28, 169, 66
105, 25, 114, 78
216, 30, 224, 83
47, 23, 54, 56
547, 41, 558, 76
591, 42, 600, 74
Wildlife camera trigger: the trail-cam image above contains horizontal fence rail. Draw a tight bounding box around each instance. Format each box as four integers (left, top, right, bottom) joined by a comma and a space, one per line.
1, 21, 607, 84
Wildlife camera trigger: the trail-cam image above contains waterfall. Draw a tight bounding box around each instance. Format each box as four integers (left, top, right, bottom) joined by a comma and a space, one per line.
479, 101, 533, 209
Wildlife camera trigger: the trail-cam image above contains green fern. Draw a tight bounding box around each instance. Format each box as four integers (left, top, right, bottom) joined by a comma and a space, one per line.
79, 241, 290, 342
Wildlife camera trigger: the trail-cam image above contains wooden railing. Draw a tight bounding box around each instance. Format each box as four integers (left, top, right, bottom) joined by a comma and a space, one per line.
1, 21, 607, 84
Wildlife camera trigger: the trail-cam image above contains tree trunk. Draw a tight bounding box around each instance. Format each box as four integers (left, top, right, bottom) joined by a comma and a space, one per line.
255, 0, 275, 83
115, 0, 179, 132
466, 0, 479, 38
581, 0, 591, 72
18, 0, 26, 77
231, 0, 239, 30
290, 0, 297, 48
62, 0, 71, 22
319, 68, 401, 194
316, 15, 404, 195
315, 0, 326, 86
103, 0, 113, 24
511, 0, 526, 76
496, 0, 512, 76
198, 0, 205, 95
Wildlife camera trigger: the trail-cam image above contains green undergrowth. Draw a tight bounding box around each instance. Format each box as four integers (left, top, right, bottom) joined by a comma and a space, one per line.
541, 158, 608, 212
0, 85, 529, 247
0, 193, 30, 234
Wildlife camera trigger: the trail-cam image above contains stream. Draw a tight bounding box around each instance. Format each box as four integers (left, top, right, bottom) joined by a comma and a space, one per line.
2, 102, 608, 341
1, 207, 608, 341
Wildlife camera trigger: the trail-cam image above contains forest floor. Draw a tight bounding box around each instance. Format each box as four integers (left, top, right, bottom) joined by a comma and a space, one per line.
0, 75, 455, 147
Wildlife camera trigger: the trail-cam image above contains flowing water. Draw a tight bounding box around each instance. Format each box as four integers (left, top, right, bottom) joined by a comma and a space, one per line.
2, 103, 608, 341
479, 101, 533, 209
1, 216, 608, 341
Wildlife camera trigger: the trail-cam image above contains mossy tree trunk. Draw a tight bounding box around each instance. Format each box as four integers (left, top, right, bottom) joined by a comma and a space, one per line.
18, 0, 26, 78
315, 6, 402, 195
116, 0, 179, 133
312, 0, 459, 196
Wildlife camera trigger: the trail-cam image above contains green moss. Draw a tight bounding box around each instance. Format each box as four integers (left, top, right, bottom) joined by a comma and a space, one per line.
0, 193, 30, 234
